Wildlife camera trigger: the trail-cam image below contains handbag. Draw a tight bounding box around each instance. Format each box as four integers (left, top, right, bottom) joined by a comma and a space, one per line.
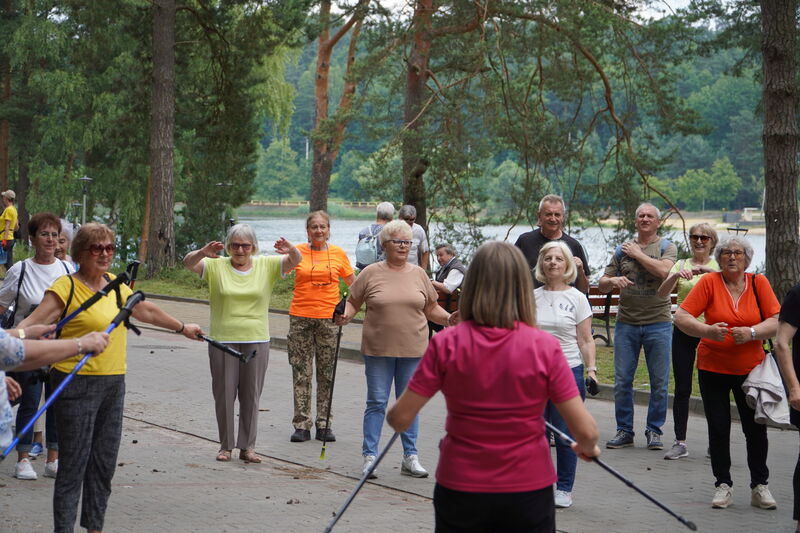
743, 273, 791, 427
1, 260, 26, 328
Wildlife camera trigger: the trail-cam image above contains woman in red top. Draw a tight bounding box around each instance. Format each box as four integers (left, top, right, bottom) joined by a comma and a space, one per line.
388, 241, 599, 533
675, 236, 780, 511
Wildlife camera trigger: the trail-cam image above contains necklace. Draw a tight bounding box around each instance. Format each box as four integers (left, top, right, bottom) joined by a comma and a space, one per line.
541, 289, 558, 308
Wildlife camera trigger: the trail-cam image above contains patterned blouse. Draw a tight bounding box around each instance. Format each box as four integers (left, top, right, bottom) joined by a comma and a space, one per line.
0, 329, 25, 448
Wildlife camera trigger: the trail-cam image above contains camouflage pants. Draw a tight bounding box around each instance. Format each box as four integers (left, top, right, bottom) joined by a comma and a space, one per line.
287, 316, 339, 430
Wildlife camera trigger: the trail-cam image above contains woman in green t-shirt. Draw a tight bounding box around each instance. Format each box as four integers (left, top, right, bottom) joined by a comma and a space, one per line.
657, 222, 718, 461
184, 224, 301, 463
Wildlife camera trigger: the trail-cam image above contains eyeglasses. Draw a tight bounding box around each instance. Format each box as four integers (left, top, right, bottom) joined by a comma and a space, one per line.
38, 231, 59, 239
390, 239, 413, 247
230, 242, 253, 251
689, 234, 711, 242
311, 247, 333, 286
720, 250, 745, 258
88, 243, 116, 255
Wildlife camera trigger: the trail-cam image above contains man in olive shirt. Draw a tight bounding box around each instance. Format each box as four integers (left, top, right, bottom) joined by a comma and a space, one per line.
599, 202, 676, 451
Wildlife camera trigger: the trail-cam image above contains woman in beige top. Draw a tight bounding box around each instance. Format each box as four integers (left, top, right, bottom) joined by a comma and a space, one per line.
337, 219, 453, 479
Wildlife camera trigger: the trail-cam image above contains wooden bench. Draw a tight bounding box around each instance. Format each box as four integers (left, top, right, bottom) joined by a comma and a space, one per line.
588, 285, 678, 346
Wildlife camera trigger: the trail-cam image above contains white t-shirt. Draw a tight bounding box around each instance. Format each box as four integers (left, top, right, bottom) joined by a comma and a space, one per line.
441, 268, 464, 294
0, 258, 74, 326
406, 223, 429, 268
534, 286, 592, 368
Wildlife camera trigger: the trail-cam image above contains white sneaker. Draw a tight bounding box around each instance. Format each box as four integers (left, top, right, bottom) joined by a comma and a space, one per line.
751, 484, 777, 510
14, 458, 37, 480
712, 483, 733, 509
554, 489, 573, 508
401, 454, 428, 478
362, 455, 377, 479
44, 460, 58, 479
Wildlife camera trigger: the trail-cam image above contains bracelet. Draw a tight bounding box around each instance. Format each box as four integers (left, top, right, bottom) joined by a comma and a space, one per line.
586, 366, 598, 372
75, 338, 83, 356
17, 328, 25, 340
175, 322, 185, 334
750, 327, 757, 340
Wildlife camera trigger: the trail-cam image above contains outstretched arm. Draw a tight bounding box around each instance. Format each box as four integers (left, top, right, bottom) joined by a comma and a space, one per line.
183, 241, 224, 276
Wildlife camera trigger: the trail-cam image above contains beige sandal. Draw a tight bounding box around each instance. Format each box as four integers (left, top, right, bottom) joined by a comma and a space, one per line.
239, 449, 261, 463
216, 450, 232, 462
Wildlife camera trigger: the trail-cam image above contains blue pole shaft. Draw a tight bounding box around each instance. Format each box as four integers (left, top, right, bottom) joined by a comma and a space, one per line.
1, 321, 119, 460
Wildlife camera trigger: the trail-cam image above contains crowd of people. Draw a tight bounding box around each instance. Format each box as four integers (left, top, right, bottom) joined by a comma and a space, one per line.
3, 193, 800, 532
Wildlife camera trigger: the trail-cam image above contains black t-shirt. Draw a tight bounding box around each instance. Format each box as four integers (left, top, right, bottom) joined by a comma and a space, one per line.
514, 228, 590, 288
779, 284, 800, 426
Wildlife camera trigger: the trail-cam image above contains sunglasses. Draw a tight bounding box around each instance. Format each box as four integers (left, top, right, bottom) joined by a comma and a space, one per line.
720, 250, 745, 258
230, 242, 253, 251
689, 235, 711, 242
88, 243, 116, 255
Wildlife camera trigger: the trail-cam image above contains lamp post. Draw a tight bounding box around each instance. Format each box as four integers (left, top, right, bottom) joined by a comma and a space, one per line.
78, 176, 93, 224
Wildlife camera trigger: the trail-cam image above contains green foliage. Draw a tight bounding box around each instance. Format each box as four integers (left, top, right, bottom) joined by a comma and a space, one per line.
673, 158, 742, 210
254, 139, 299, 201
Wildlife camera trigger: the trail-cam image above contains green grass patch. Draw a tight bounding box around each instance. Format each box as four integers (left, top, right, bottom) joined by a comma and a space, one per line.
595, 343, 700, 397
236, 203, 375, 220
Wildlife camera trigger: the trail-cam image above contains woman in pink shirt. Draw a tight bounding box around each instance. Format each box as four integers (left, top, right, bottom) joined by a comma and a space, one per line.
388, 241, 600, 533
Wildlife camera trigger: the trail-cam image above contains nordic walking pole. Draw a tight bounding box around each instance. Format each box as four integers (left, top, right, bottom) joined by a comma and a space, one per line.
197, 334, 253, 363
323, 432, 399, 533
1, 291, 146, 461
546, 421, 697, 531
320, 296, 347, 460
319, 325, 343, 460
53, 271, 130, 333
126, 260, 141, 289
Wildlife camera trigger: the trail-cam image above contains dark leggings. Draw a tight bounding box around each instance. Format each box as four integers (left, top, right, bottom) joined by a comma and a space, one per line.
671, 326, 699, 441
699, 369, 768, 488
433, 483, 555, 533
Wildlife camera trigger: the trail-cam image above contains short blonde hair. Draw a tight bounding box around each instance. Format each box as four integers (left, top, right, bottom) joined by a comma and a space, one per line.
225, 224, 259, 255
534, 241, 577, 284
688, 222, 718, 252
72, 222, 115, 264
459, 241, 536, 329
379, 219, 413, 244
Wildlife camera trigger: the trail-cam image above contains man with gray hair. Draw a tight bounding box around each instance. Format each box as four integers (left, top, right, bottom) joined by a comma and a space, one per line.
398, 205, 430, 270
355, 202, 394, 269
514, 194, 590, 293
599, 202, 676, 451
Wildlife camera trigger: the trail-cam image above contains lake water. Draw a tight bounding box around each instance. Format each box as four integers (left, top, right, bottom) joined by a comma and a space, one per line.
239, 216, 767, 283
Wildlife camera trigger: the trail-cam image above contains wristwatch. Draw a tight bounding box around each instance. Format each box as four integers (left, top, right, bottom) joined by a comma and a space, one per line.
750, 327, 757, 341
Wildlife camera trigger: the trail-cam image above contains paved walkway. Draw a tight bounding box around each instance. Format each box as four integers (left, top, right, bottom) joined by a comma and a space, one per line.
1, 296, 795, 532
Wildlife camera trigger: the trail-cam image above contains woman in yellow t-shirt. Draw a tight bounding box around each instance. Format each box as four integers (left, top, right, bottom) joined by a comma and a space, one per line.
183, 224, 301, 463
287, 211, 354, 443
20, 222, 204, 533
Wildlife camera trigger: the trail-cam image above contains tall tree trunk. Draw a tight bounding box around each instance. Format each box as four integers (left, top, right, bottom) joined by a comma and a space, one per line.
402, 0, 434, 229
144, 0, 176, 277
17, 142, 29, 243
0, 0, 11, 191
761, 0, 799, 299
309, 0, 368, 212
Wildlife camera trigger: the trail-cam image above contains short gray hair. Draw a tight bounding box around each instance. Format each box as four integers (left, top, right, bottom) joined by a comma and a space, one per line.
635, 202, 661, 219
435, 243, 456, 256
379, 219, 413, 244
376, 202, 395, 222
225, 223, 259, 254
538, 194, 565, 213
398, 205, 417, 219
715, 236, 754, 269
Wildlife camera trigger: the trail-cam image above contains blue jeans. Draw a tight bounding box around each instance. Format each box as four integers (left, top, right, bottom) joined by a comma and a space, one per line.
545, 365, 585, 492
362, 355, 420, 456
613, 321, 672, 436
11, 370, 58, 452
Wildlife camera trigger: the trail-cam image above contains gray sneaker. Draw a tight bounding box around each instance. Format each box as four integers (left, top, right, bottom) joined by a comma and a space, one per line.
645, 431, 663, 450
664, 441, 688, 460
361, 455, 377, 479
606, 430, 634, 449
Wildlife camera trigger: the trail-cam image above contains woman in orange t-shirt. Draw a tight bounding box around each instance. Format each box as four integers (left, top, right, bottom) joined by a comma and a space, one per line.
287, 211, 355, 443
675, 236, 780, 511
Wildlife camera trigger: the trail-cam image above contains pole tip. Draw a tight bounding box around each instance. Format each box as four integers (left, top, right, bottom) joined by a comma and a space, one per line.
686, 520, 697, 531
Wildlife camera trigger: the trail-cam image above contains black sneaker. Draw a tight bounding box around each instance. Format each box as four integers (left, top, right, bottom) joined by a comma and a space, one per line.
606, 430, 634, 449
645, 430, 663, 450
315, 428, 336, 442
290, 429, 311, 442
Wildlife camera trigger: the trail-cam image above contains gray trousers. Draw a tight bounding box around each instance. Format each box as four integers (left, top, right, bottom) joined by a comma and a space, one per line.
51, 371, 125, 533
209, 342, 269, 451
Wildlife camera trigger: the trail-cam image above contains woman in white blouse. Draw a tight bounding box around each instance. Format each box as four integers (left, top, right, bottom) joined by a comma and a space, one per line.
534, 241, 597, 510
